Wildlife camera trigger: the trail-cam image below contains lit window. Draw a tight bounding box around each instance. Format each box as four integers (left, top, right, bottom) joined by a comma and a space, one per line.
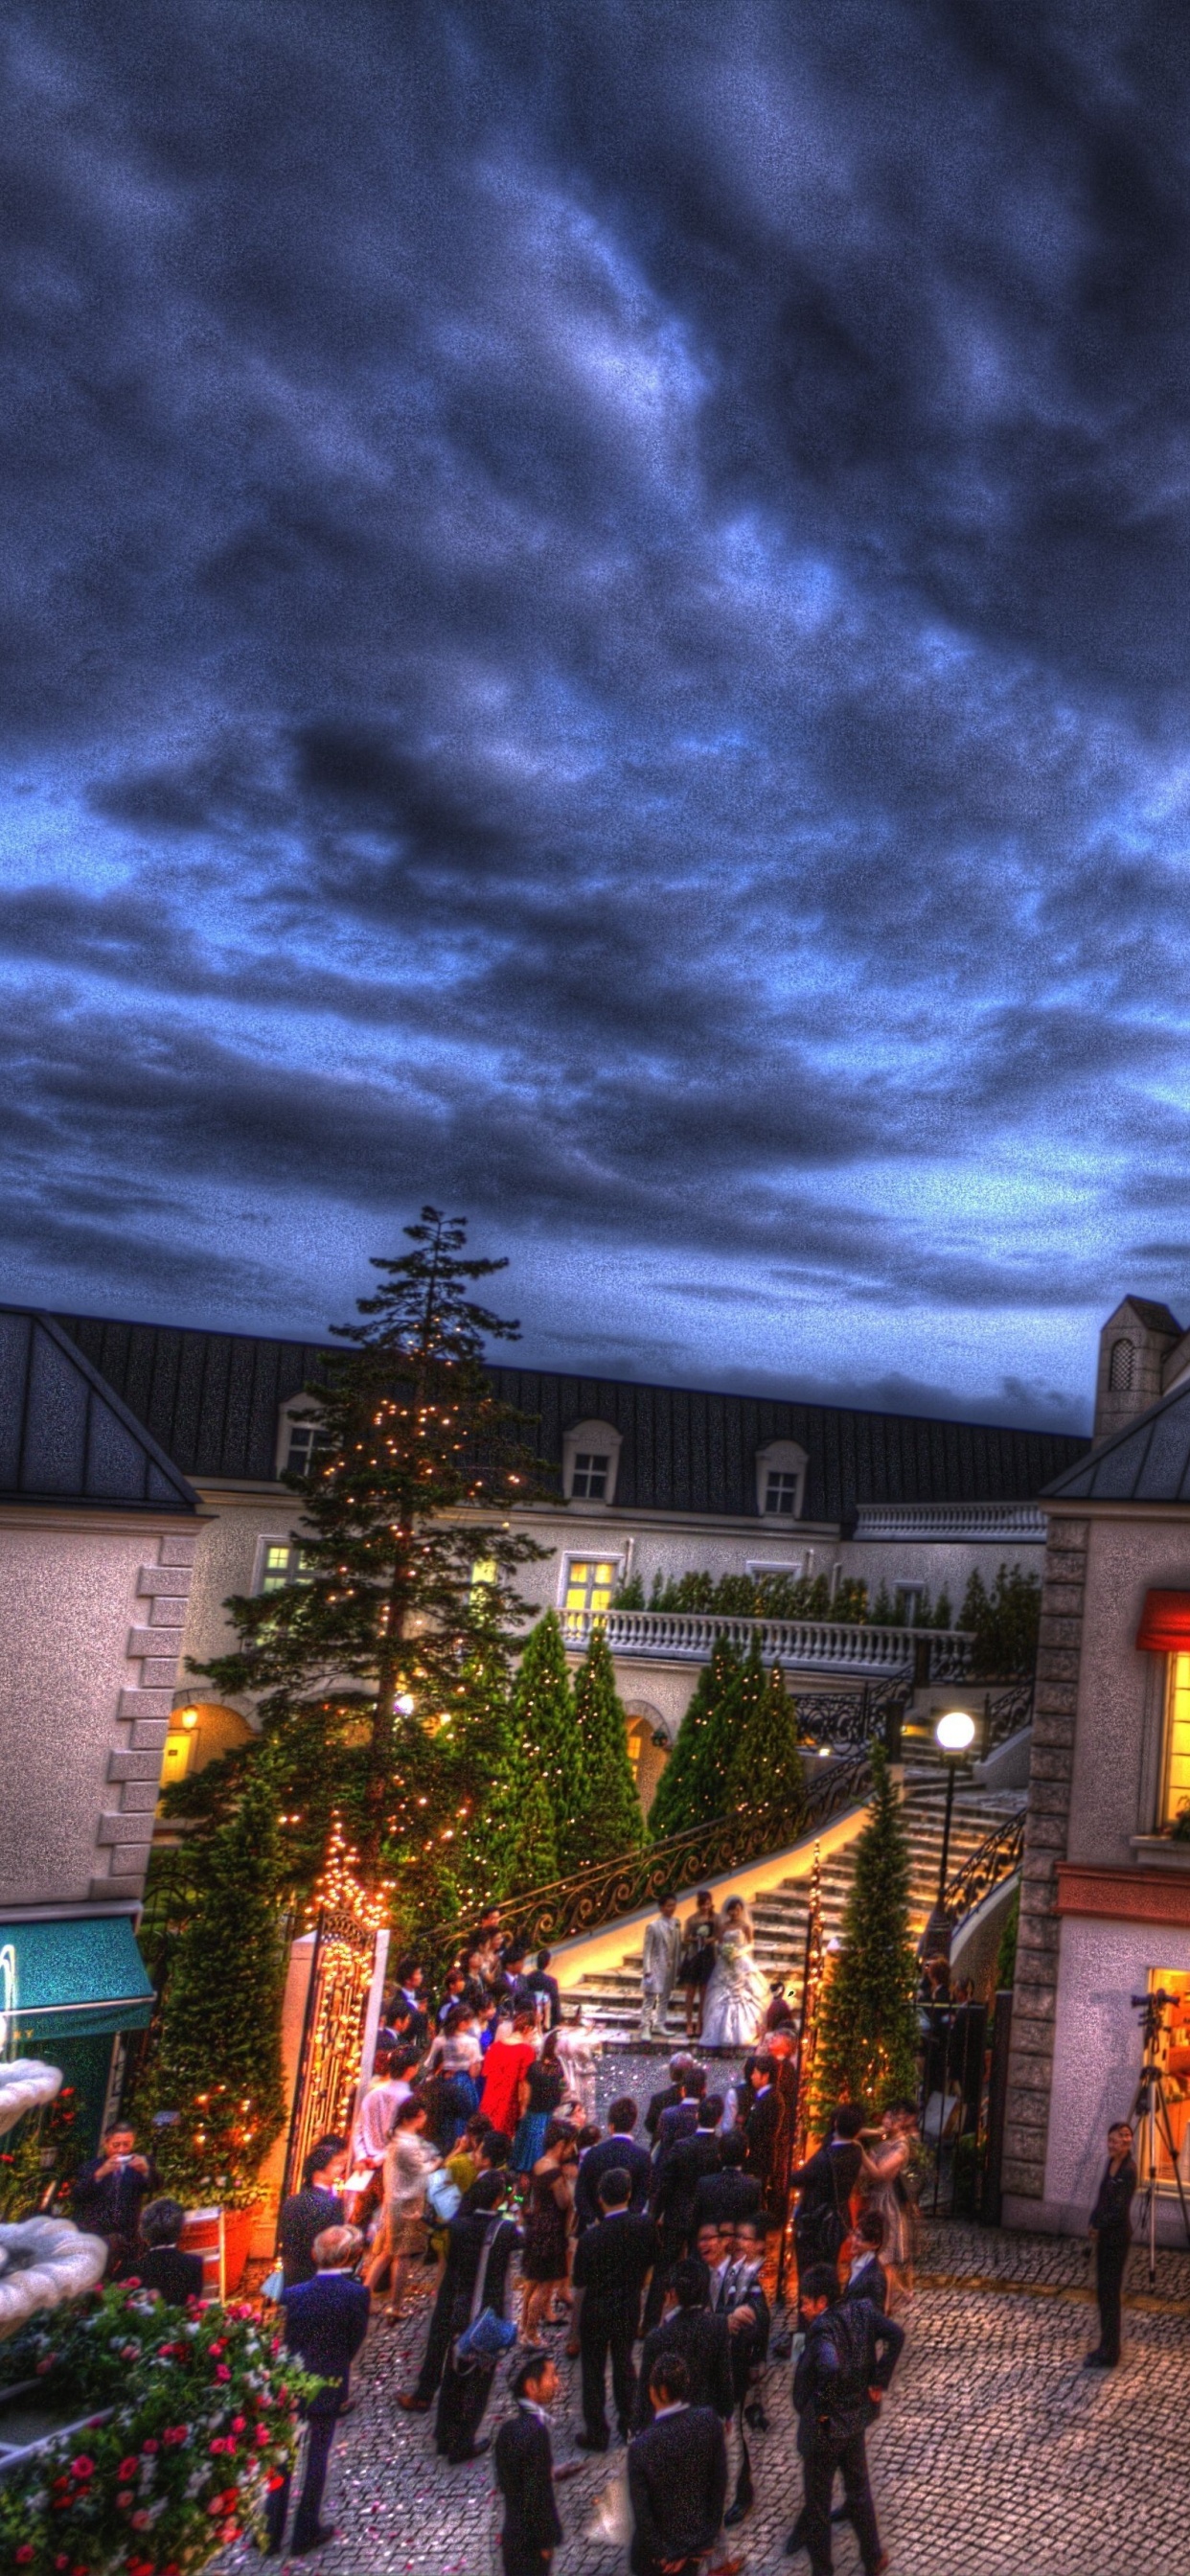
571, 1452, 609, 1500
1138, 1969, 1190, 2192
1164, 1653, 1190, 1827
562, 1557, 620, 1634
765, 1470, 801, 1516
259, 1541, 312, 1593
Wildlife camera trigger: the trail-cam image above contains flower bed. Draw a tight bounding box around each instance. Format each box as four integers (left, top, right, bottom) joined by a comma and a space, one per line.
0, 2279, 313, 2573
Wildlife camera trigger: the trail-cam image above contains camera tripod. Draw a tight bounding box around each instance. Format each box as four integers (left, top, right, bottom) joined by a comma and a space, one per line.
1130, 1991, 1190, 2285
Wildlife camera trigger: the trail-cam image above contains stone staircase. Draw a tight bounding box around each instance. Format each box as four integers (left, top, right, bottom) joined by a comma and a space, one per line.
560, 1764, 1023, 2043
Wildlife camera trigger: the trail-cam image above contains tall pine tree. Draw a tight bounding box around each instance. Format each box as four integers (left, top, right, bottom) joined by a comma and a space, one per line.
508, 1612, 578, 1863
810, 1745, 919, 2126
134, 1764, 287, 2204
179, 1209, 546, 1896
566, 1627, 642, 1866
725, 1659, 808, 1833
648, 1638, 742, 1841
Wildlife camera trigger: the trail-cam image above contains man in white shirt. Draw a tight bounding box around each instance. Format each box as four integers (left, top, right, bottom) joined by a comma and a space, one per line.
346, 2048, 412, 2222
640, 1895, 683, 2040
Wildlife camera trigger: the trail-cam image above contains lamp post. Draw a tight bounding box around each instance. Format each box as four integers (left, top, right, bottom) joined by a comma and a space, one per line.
923, 1708, 977, 1959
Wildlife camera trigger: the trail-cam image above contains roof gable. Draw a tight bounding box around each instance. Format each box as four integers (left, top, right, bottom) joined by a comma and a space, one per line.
1044, 1372, 1190, 1505
0, 1309, 197, 1512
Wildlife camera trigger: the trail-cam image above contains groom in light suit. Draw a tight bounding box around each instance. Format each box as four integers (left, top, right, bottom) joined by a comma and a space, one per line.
640, 1894, 683, 2040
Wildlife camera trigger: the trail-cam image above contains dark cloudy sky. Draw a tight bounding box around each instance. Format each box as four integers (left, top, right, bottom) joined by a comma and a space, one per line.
5, 2, 1190, 1429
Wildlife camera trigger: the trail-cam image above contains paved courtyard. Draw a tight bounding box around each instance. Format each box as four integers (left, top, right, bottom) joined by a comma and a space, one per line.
224, 2048, 1190, 2576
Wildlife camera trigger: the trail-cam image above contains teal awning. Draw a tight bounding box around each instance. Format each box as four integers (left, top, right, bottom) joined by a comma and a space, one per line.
0, 1915, 153, 2043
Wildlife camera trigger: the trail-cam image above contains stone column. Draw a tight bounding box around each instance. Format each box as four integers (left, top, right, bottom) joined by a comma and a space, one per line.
1001, 1512, 1087, 2215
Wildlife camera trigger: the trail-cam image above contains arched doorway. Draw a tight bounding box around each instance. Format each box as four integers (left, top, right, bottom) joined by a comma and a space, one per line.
625, 1703, 670, 1821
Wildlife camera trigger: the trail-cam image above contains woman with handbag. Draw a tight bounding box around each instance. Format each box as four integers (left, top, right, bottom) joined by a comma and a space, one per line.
511, 2030, 567, 2175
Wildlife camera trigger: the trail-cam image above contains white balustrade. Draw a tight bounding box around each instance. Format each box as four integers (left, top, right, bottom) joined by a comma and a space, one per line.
851, 1503, 1046, 1541
561, 1605, 972, 1675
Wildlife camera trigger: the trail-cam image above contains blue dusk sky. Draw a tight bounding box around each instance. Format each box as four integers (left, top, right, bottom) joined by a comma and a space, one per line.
3, 3, 1189, 1432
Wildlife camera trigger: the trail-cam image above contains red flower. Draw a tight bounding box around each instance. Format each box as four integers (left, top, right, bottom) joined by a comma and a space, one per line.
117, 2488, 134, 2507
119, 2456, 140, 2479
256, 2425, 271, 2446
69, 2455, 95, 2479
142, 2437, 159, 2453
131, 2510, 151, 2530
231, 2413, 246, 2431
14, 2548, 34, 2565
216, 2362, 231, 2380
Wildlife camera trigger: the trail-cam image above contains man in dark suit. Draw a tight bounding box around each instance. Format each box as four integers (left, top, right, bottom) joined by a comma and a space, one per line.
434, 2172, 521, 2465
644, 2093, 722, 2330
1086, 2118, 1137, 2369
842, 2211, 888, 2314
644, 2052, 695, 2142
790, 2104, 868, 2276
633, 2258, 733, 2430
266, 2224, 370, 2557
720, 2212, 770, 2526
652, 2066, 706, 2191
691, 2129, 762, 2235
524, 1948, 561, 2030
790, 2263, 904, 2576
71, 2122, 159, 2277
277, 2135, 348, 2288
574, 2099, 651, 2232
493, 2346, 564, 2576
571, 2169, 655, 2450
743, 2056, 780, 2199
627, 2353, 728, 2576
400, 2129, 512, 2410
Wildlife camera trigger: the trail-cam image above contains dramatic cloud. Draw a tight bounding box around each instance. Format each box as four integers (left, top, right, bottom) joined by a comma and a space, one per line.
4, 1, 1190, 1421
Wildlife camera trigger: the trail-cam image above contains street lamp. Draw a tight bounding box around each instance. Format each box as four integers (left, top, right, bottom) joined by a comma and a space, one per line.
925, 1708, 977, 1958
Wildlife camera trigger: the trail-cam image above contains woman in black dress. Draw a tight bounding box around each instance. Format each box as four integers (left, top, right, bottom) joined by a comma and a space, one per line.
518, 2119, 579, 2344
679, 1889, 720, 2038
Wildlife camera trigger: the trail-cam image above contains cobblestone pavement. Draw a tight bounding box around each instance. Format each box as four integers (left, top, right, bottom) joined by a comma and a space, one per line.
223, 2047, 1190, 2574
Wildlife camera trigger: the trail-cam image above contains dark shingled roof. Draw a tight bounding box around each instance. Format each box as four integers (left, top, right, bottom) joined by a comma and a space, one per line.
0, 1310, 197, 1511
54, 1310, 1087, 1520
1044, 1377, 1190, 1505
1113, 1298, 1182, 1334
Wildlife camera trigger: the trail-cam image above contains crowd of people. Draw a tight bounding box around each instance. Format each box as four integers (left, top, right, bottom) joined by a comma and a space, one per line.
257, 1904, 938, 2573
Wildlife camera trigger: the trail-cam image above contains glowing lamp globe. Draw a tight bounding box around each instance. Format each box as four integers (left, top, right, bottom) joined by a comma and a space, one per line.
935, 1709, 976, 1755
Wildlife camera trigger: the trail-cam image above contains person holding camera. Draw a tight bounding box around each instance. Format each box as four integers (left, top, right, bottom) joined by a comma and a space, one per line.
71, 2121, 158, 2275
1085, 2119, 1136, 2370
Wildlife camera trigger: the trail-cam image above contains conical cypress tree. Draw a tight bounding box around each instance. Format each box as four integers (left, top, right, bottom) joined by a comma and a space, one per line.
137, 1763, 288, 2203
510, 1612, 578, 1858
725, 1659, 807, 1835
810, 1744, 919, 2126
483, 1653, 561, 1898
566, 1627, 642, 1866
649, 1638, 742, 1841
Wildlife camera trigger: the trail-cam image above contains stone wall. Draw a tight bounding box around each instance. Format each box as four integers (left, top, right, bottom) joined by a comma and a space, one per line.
1001, 1511, 1087, 2203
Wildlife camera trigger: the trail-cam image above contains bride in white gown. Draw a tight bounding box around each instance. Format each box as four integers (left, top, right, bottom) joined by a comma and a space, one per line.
699, 1898, 771, 2050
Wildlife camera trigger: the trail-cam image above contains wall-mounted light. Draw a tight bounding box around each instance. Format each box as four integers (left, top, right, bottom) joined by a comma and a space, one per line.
178, 1707, 198, 1733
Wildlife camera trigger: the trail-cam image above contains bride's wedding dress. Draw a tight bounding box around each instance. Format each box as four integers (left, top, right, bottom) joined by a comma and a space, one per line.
700, 1926, 770, 2049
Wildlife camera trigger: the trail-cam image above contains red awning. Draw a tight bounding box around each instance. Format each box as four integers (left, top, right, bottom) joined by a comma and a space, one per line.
1135, 1589, 1190, 1652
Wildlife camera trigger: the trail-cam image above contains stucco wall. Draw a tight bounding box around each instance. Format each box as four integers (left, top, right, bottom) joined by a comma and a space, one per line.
0, 1516, 193, 1909
1066, 1514, 1190, 1866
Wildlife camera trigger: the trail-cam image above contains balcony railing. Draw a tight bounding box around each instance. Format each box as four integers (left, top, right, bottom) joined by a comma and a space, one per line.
561, 1605, 973, 1679
852, 1503, 1046, 1542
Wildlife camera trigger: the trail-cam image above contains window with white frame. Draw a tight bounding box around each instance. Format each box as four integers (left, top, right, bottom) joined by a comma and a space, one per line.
276, 1397, 329, 1480
561, 1553, 624, 1635
561, 1418, 623, 1506
755, 1439, 808, 1519
257, 1537, 313, 1594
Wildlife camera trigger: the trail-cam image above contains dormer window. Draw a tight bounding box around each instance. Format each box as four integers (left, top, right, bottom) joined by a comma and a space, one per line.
562, 1418, 623, 1506
755, 1438, 808, 1520
276, 1396, 328, 1480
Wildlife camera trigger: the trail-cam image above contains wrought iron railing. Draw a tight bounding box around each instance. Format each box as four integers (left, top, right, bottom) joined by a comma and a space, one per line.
943, 1808, 1024, 1922
423, 1744, 878, 1967
792, 1674, 911, 1753
561, 1603, 973, 1679
982, 1678, 1035, 1747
